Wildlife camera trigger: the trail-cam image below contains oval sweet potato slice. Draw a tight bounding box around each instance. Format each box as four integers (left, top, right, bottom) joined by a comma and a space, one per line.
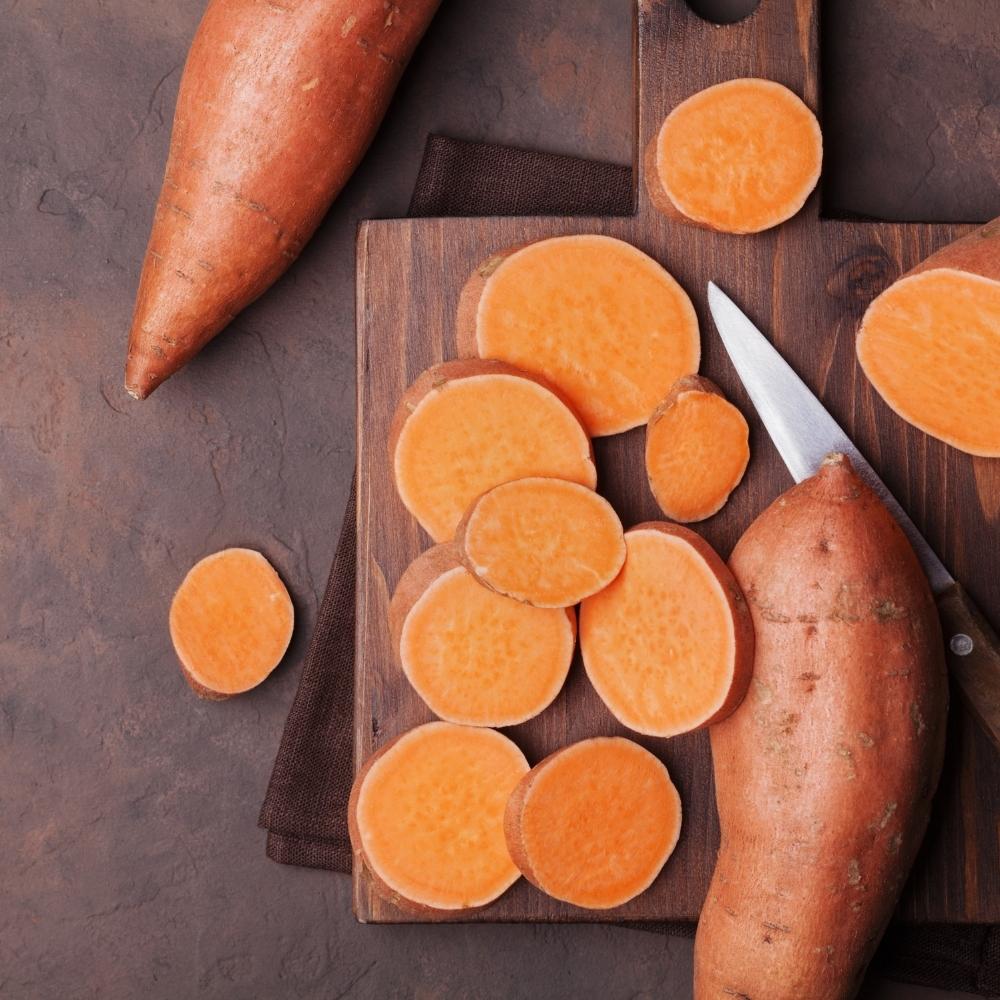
694, 454, 947, 1000
645, 375, 750, 522
391, 360, 596, 542
390, 544, 576, 727
349, 722, 528, 912
456, 235, 700, 436
580, 523, 753, 737
504, 737, 682, 909
857, 266, 1000, 457
169, 547, 293, 699
457, 477, 626, 607
645, 78, 822, 234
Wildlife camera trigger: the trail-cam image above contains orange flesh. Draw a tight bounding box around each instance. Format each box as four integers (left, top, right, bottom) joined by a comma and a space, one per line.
580, 529, 737, 736
169, 547, 293, 695
394, 373, 596, 541
655, 79, 821, 233
646, 390, 749, 522
355, 723, 528, 909
462, 478, 626, 607
857, 268, 1000, 457
474, 236, 699, 436
400, 567, 575, 726
513, 738, 681, 909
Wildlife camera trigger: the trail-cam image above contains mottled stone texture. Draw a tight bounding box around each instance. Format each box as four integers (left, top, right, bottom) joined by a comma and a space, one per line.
0, 0, 992, 997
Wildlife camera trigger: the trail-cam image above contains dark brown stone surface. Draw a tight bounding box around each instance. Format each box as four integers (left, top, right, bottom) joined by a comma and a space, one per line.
1, 1, 994, 997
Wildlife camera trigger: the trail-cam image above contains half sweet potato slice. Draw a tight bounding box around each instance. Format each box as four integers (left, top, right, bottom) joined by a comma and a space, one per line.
580, 523, 754, 737
390, 544, 576, 727
456, 235, 699, 436
645, 78, 822, 234
505, 737, 682, 909
350, 722, 529, 912
645, 375, 750, 522
391, 359, 596, 542
457, 477, 626, 607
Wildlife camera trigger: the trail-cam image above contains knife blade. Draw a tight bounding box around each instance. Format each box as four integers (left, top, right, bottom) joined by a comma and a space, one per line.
707, 281, 1000, 751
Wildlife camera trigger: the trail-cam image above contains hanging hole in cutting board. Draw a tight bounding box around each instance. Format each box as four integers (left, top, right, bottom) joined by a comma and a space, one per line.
820, 0, 999, 223
685, 0, 760, 25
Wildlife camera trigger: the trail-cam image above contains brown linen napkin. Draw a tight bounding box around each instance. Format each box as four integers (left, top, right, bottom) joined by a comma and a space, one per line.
259, 133, 999, 997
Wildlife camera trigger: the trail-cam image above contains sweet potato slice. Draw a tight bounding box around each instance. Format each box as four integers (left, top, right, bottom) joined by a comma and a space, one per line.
456, 235, 699, 436
504, 737, 682, 909
645, 375, 750, 522
580, 523, 753, 737
857, 217, 1000, 456
169, 547, 293, 699
645, 78, 822, 234
391, 360, 596, 542
457, 477, 626, 607
349, 722, 528, 912
390, 544, 576, 727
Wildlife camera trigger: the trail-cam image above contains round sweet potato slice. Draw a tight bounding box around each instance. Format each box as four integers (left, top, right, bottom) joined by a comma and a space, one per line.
857, 268, 1000, 457
390, 544, 576, 727
457, 477, 626, 607
580, 523, 754, 737
504, 737, 682, 909
645, 375, 750, 522
645, 78, 822, 234
349, 722, 529, 912
169, 547, 293, 699
391, 359, 596, 542
456, 235, 699, 436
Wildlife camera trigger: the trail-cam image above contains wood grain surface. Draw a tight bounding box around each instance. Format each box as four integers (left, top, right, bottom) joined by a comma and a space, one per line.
355, 0, 1000, 923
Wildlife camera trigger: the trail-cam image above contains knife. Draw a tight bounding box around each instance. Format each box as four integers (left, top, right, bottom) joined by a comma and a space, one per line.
707, 281, 1000, 752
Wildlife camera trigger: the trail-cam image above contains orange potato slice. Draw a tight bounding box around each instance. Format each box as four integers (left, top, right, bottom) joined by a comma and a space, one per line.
457, 477, 626, 607
457, 235, 699, 436
349, 722, 529, 911
580, 523, 754, 736
505, 737, 682, 909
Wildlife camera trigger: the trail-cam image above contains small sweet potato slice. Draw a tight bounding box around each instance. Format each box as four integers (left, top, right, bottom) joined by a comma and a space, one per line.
504, 737, 682, 909
457, 477, 626, 607
857, 249, 1000, 457
349, 721, 528, 912
645, 78, 822, 234
580, 523, 753, 736
390, 544, 576, 727
456, 235, 699, 436
169, 547, 293, 699
391, 360, 596, 542
645, 375, 750, 522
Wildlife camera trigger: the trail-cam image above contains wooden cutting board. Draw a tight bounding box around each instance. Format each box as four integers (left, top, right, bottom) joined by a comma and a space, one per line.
354, 0, 1000, 923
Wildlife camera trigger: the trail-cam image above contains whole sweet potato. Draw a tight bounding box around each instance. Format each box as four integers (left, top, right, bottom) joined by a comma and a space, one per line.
125, 0, 440, 399
694, 454, 947, 1000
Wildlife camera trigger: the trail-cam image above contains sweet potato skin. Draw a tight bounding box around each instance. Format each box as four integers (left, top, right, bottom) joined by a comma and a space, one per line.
908, 214, 1000, 281
694, 455, 947, 1000
125, 0, 440, 399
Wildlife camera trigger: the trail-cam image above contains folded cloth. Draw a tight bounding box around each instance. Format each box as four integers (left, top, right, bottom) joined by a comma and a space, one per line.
259, 132, 999, 998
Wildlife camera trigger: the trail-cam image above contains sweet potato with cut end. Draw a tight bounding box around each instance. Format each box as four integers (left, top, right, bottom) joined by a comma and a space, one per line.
391, 360, 596, 542
644, 78, 822, 234
505, 737, 681, 910
645, 375, 750, 522
125, 0, 440, 399
169, 547, 293, 698
580, 523, 753, 737
857, 216, 1000, 456
694, 454, 947, 1000
389, 544, 575, 727
456, 477, 626, 607
348, 721, 528, 912
456, 235, 700, 436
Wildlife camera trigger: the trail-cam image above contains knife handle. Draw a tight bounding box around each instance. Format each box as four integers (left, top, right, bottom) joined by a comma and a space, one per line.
937, 583, 1000, 753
